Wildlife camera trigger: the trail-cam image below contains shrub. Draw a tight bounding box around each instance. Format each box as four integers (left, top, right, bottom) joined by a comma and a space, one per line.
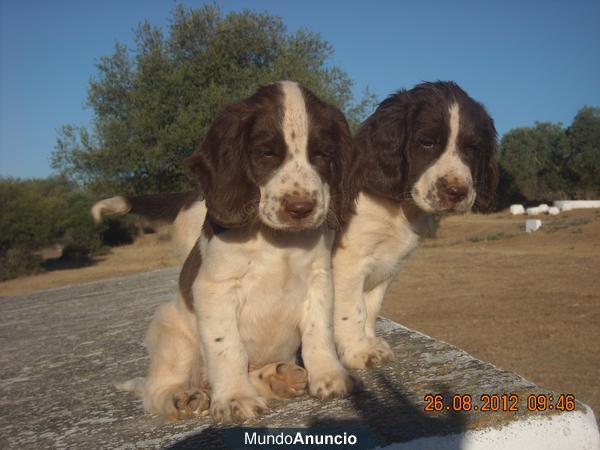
0, 247, 44, 281
0, 177, 140, 280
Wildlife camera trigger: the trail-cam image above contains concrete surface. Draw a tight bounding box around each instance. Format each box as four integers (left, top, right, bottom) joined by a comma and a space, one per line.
1, 268, 599, 449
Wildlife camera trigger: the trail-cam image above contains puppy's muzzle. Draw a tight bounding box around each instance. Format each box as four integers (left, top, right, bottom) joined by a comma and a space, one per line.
434, 177, 471, 210
442, 184, 469, 204
284, 196, 315, 220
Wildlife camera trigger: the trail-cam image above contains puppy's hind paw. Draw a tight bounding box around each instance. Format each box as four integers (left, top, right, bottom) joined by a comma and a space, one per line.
252, 362, 308, 399
171, 389, 211, 420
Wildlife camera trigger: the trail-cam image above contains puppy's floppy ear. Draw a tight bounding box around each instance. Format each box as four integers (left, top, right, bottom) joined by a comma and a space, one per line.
354, 91, 413, 202
473, 116, 499, 212
326, 109, 360, 229
185, 103, 260, 228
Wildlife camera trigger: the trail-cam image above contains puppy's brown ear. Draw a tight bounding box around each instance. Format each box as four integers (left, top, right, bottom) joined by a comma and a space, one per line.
326, 109, 360, 229
185, 103, 260, 228
301, 85, 361, 230
473, 117, 499, 212
354, 91, 413, 202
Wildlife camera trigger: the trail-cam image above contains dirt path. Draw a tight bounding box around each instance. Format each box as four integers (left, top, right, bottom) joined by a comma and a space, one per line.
2, 208, 599, 421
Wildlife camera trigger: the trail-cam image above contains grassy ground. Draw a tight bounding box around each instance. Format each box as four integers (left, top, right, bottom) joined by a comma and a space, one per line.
2, 208, 599, 422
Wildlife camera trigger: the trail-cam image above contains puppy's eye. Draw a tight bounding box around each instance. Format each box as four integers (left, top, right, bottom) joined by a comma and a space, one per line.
461, 145, 479, 160
311, 149, 330, 160
419, 139, 436, 150
255, 147, 278, 159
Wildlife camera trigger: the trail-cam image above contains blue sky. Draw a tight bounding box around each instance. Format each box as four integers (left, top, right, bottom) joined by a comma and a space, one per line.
1, 0, 599, 179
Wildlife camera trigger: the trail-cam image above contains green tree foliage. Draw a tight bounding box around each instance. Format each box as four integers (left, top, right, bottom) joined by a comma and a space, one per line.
51, 4, 376, 195
0, 177, 71, 253
498, 107, 599, 203
567, 106, 600, 196
498, 122, 570, 200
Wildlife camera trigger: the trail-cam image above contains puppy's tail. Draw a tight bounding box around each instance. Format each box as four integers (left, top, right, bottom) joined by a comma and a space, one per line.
91, 191, 202, 224
91, 195, 131, 223
115, 377, 146, 398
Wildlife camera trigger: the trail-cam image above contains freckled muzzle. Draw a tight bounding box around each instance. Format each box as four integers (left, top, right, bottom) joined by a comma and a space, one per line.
284, 196, 315, 219
413, 175, 474, 213
430, 177, 474, 211
274, 191, 321, 228
259, 177, 329, 230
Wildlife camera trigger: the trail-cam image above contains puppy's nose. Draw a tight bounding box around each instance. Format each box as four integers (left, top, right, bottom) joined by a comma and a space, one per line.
446, 185, 469, 203
285, 197, 315, 219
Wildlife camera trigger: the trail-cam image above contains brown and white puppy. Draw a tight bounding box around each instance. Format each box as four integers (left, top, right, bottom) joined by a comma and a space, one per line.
121, 81, 360, 424
95, 81, 498, 372
333, 81, 498, 369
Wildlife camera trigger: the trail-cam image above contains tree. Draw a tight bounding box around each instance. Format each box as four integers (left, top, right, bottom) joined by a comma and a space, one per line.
497, 106, 600, 203
498, 122, 571, 200
566, 106, 600, 197
52, 4, 376, 195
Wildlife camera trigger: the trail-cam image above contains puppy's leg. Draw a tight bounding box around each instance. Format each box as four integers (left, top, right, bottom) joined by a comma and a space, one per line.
301, 252, 361, 400
249, 362, 308, 400
363, 280, 394, 363
143, 300, 210, 420
334, 261, 393, 369
195, 280, 268, 424
333, 263, 374, 369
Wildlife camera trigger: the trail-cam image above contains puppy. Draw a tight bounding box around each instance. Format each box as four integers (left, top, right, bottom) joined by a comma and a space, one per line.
94, 81, 498, 373
122, 81, 359, 424
332, 81, 498, 369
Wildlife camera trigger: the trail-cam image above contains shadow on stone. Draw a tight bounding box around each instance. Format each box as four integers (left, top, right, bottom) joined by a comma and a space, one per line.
316, 372, 466, 447
166, 372, 465, 450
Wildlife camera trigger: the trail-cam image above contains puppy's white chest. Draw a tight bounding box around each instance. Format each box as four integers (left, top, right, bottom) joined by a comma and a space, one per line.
243, 245, 313, 306
344, 194, 423, 290
232, 230, 325, 365
367, 217, 421, 290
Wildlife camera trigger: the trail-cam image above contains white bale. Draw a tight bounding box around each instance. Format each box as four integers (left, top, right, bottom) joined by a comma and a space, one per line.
526, 219, 542, 233
526, 207, 541, 215
554, 200, 600, 211
560, 203, 573, 212
510, 204, 525, 215
548, 207, 560, 215
538, 204, 549, 213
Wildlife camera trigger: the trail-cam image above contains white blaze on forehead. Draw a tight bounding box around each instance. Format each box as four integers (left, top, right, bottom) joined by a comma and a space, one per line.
446, 103, 460, 155
433, 102, 468, 173
279, 81, 309, 157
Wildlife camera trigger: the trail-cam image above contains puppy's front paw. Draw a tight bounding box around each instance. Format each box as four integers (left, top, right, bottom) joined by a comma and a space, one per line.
309, 369, 362, 400
171, 389, 210, 420
339, 339, 394, 370
210, 394, 268, 424
369, 337, 394, 361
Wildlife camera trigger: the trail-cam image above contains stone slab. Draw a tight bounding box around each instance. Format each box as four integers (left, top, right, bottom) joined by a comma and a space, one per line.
1, 268, 598, 449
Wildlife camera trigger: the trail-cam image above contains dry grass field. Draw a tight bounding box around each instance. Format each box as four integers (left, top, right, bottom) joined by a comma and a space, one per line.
1, 208, 599, 421
0, 232, 179, 296
383, 209, 600, 422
